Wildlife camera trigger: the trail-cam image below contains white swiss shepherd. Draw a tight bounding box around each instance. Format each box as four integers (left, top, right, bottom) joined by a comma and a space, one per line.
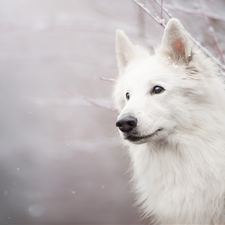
114, 18, 225, 224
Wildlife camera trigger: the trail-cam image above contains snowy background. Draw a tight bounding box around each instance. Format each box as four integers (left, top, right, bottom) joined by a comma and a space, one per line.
0, 0, 225, 224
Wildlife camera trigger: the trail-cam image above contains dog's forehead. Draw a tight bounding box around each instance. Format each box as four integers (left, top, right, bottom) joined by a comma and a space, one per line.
124, 57, 172, 84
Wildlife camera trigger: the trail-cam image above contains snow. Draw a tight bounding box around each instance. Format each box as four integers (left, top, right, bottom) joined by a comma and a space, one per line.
209, 26, 214, 32
173, 62, 179, 69
159, 18, 165, 26
29, 204, 45, 217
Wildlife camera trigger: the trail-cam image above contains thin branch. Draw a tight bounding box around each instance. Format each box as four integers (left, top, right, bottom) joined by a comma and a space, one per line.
197, 0, 225, 63
163, 3, 199, 16
161, 0, 164, 20
153, 0, 173, 18
186, 33, 225, 71
61, 85, 118, 113
100, 77, 116, 82
133, 0, 165, 28
139, 0, 225, 71
164, 3, 225, 23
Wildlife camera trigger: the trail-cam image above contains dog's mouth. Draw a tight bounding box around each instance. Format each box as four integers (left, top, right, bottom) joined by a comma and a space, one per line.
125, 129, 163, 142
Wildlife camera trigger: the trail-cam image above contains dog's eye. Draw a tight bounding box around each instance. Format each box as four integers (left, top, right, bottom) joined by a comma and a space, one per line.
126, 92, 130, 100
152, 86, 165, 94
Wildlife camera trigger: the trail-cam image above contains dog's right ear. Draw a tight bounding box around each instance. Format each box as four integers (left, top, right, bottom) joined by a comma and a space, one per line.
116, 30, 134, 70
116, 30, 149, 71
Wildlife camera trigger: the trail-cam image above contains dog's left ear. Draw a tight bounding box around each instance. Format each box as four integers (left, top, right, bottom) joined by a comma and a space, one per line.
160, 18, 193, 64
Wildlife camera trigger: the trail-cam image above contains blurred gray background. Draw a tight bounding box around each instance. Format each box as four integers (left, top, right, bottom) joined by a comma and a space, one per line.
0, 0, 225, 224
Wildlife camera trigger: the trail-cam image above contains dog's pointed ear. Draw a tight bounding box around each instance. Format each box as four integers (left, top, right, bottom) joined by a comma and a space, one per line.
160, 18, 193, 64
116, 30, 149, 70
116, 30, 135, 70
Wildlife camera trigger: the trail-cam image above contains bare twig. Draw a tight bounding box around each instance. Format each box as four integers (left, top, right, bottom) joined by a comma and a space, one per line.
133, 0, 165, 28
137, 0, 225, 71
187, 33, 225, 71
197, 0, 225, 63
153, 0, 172, 18
161, 0, 164, 20
164, 3, 225, 23
61, 85, 118, 113
164, 3, 200, 16
100, 77, 116, 82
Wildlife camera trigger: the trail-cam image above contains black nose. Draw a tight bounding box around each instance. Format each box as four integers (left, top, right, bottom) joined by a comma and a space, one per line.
116, 115, 137, 133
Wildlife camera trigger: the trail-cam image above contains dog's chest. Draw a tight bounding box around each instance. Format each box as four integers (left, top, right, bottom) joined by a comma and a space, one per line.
129, 144, 225, 223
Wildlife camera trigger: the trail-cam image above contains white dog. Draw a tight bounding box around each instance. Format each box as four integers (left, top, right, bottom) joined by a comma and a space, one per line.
114, 18, 225, 224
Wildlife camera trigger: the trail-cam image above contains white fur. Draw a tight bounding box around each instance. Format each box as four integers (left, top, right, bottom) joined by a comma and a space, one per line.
114, 18, 225, 224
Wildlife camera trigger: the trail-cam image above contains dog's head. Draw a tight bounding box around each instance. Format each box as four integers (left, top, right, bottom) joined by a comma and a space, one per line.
114, 18, 218, 145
